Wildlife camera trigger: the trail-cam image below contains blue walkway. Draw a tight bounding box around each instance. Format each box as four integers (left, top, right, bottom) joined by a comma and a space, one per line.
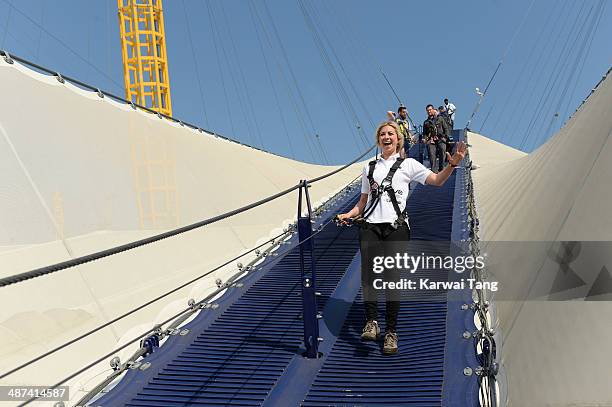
96, 132, 476, 406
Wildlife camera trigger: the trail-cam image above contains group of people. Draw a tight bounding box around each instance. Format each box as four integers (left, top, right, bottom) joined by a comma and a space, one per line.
337, 99, 466, 355
387, 98, 457, 173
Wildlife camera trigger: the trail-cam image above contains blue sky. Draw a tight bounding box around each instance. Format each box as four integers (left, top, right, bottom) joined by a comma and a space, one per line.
1, 0, 610, 164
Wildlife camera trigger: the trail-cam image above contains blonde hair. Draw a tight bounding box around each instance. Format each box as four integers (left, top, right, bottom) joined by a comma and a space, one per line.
375, 121, 404, 153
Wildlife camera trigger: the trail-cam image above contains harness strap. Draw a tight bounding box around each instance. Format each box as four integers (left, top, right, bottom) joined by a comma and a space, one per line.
361, 157, 407, 226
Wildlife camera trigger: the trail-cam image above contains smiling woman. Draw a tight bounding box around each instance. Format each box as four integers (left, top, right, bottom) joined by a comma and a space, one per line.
337, 120, 466, 355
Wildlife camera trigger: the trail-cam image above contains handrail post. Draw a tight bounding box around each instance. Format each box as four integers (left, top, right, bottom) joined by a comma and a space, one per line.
297, 180, 320, 358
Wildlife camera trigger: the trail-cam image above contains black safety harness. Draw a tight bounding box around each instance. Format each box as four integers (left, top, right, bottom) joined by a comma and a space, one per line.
358, 157, 408, 229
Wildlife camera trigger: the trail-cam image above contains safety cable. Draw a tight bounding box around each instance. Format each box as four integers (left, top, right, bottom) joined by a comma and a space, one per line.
0, 139, 374, 288
0, 48, 377, 287
459, 130, 500, 406
0, 231, 287, 381
2, 176, 361, 385
16, 190, 356, 406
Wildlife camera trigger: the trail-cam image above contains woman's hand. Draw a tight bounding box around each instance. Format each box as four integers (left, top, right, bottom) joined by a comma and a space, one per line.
336, 213, 353, 226
446, 141, 467, 166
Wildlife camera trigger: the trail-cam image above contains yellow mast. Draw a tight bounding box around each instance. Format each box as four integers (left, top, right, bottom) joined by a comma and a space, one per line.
117, 0, 172, 116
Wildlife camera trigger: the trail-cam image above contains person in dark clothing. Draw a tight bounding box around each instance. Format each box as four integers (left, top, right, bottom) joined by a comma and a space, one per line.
438, 106, 455, 155
422, 105, 448, 173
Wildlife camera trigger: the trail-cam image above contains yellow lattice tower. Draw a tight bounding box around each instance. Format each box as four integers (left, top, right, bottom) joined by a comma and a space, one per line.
118, 0, 172, 116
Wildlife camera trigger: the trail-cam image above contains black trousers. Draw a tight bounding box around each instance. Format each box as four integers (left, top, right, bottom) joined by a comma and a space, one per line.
428, 141, 447, 173
359, 222, 410, 333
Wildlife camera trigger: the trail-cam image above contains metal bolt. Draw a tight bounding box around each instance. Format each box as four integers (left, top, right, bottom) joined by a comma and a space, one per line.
188, 298, 195, 308
463, 367, 473, 376
215, 278, 223, 288
237, 262, 243, 270
110, 356, 121, 370
304, 278, 311, 288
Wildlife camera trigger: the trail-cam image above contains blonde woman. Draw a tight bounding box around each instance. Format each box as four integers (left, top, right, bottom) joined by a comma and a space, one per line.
338, 121, 466, 354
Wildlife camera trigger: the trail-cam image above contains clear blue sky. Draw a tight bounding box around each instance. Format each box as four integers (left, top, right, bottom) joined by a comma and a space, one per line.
1, 0, 610, 164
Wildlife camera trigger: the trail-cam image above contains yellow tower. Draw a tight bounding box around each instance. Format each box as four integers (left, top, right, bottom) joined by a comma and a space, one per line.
117, 0, 172, 116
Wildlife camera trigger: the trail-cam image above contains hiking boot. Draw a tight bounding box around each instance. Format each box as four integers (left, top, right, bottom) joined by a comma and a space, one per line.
361, 320, 380, 341
383, 332, 398, 354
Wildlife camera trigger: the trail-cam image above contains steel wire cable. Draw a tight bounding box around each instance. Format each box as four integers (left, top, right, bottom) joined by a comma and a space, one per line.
218, 0, 267, 150
249, 1, 318, 162
208, 1, 257, 148
517, 1, 586, 150
560, 0, 606, 126
203, 0, 239, 141
0, 0, 122, 92
499, 0, 571, 145
466, 0, 537, 131
462, 142, 499, 406
181, 0, 210, 128
2, 174, 362, 382
0, 140, 375, 288
306, 1, 377, 132
526, 2, 596, 149
297, 0, 370, 149
489, 2, 558, 139
15, 208, 347, 406
542, 0, 605, 142
0, 230, 287, 381
247, 0, 296, 159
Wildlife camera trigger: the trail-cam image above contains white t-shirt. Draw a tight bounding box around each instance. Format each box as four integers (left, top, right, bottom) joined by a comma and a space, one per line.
360, 153, 432, 224
445, 102, 456, 120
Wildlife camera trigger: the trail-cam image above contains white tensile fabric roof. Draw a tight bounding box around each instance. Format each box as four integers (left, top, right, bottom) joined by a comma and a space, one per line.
0, 59, 365, 404
469, 72, 612, 406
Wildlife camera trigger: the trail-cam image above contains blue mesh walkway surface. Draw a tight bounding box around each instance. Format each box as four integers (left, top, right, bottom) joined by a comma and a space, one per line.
301, 173, 456, 406
96, 149, 467, 406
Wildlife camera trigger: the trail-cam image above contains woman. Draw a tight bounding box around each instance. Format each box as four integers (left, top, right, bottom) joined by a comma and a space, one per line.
337, 121, 466, 354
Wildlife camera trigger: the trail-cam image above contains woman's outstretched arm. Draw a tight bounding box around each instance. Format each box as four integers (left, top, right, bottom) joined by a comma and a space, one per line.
425, 141, 467, 186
